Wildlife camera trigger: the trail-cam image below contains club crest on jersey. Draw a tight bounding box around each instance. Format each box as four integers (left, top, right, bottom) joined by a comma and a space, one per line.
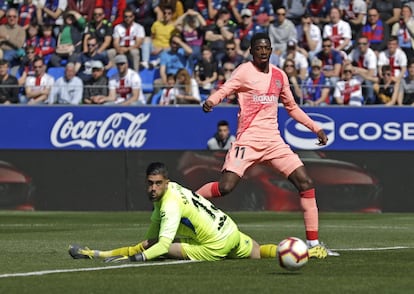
275, 79, 282, 89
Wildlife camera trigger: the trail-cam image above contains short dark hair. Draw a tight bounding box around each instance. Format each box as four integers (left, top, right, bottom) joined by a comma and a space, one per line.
146, 162, 169, 178
0, 59, 8, 66
217, 120, 229, 127
250, 33, 270, 48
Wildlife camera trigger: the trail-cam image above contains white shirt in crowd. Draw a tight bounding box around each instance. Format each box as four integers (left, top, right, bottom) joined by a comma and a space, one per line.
334, 78, 364, 106
113, 22, 145, 47
109, 68, 146, 104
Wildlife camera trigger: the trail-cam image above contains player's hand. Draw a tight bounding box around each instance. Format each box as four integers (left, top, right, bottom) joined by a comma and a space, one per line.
202, 100, 214, 113
316, 129, 328, 146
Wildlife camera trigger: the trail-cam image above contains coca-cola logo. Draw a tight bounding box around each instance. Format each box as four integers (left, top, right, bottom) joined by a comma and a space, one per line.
50, 112, 150, 148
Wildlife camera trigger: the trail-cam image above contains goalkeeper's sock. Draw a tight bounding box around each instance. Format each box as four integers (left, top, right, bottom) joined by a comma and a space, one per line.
260, 244, 277, 258
98, 242, 146, 258
196, 182, 221, 198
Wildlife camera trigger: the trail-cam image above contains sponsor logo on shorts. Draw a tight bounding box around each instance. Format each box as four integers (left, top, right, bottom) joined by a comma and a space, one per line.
284, 113, 335, 150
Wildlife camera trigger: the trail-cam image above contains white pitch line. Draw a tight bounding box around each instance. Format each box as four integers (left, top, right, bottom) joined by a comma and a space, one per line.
0, 260, 196, 279
332, 246, 413, 251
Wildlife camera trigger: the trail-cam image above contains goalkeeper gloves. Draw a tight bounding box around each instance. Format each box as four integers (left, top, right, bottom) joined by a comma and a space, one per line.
104, 253, 146, 263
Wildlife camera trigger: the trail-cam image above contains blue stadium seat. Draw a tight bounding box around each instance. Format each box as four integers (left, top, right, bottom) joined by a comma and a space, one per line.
139, 68, 160, 94
47, 67, 65, 80
151, 91, 162, 105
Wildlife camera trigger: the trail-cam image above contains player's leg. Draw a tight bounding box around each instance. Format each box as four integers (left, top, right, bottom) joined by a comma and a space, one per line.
196, 171, 241, 198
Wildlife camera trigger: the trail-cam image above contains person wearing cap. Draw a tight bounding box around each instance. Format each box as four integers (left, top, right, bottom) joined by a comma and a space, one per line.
302, 58, 331, 106
49, 62, 83, 105
231, 0, 275, 27
83, 60, 109, 104
233, 8, 266, 60
280, 39, 309, 80
75, 35, 110, 82
268, 6, 297, 56
98, 54, 147, 105
204, 6, 236, 63
113, 7, 145, 71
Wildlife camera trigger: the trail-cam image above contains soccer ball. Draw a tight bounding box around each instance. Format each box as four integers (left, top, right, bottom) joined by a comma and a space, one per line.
277, 237, 309, 271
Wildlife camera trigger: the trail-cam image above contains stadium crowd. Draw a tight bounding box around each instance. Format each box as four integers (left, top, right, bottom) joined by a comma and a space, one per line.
0, 0, 414, 106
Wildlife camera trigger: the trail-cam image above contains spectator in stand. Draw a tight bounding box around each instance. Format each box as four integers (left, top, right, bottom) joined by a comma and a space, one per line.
129, 0, 157, 70
67, 0, 95, 22
333, 64, 364, 106
0, 8, 26, 67
392, 4, 414, 61
347, 36, 379, 104
0, 1, 8, 25
83, 6, 114, 61
83, 60, 109, 105
232, 0, 275, 28
211, 61, 237, 104
219, 39, 244, 69
150, 4, 176, 64
233, 8, 266, 61
18, 0, 37, 30
96, 0, 126, 27
361, 7, 390, 54
207, 120, 236, 150
158, 73, 177, 105
282, 58, 303, 104
194, 45, 218, 97
112, 7, 145, 71
323, 7, 353, 53
204, 7, 236, 64
50, 62, 83, 105
316, 38, 343, 91
378, 36, 408, 81
75, 36, 110, 82
23, 57, 54, 104
155, 0, 184, 22
35, 24, 55, 65
398, 59, 414, 105
338, 0, 367, 39
17, 45, 37, 85
195, 0, 219, 26
371, 0, 402, 27
24, 22, 40, 49
296, 13, 322, 60
153, 34, 192, 95
36, 0, 67, 33
0, 58, 19, 104
98, 54, 146, 105
174, 8, 206, 66
173, 68, 201, 104
306, 0, 332, 30
373, 64, 400, 105
280, 39, 309, 81
268, 6, 297, 57
48, 10, 85, 67
302, 58, 331, 106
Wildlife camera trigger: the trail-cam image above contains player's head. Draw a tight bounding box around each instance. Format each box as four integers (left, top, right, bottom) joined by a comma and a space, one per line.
250, 33, 272, 67
146, 162, 170, 202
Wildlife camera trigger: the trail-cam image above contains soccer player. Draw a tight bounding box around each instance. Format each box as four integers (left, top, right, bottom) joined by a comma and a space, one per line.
196, 32, 339, 257
70, 162, 307, 262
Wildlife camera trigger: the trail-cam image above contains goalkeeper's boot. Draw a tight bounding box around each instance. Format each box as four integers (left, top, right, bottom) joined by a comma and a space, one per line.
68, 244, 95, 259
308, 243, 340, 259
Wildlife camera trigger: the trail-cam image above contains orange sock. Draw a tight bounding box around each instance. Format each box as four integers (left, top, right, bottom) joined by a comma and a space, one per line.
300, 189, 319, 241
196, 182, 221, 198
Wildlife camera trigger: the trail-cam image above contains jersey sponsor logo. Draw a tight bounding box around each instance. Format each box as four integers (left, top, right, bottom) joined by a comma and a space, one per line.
252, 94, 278, 103
284, 113, 335, 149
50, 112, 150, 148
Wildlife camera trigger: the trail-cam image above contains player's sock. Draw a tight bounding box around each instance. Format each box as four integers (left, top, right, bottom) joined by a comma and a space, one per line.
196, 182, 221, 198
300, 188, 319, 242
98, 242, 146, 258
260, 244, 277, 258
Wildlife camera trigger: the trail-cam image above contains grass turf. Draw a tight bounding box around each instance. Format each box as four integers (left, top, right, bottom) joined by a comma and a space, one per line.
0, 211, 413, 294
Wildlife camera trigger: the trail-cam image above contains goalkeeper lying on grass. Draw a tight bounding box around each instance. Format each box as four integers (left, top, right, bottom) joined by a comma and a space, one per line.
69, 162, 327, 262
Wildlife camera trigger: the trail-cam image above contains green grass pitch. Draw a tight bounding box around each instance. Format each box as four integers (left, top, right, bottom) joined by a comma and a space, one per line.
0, 211, 413, 294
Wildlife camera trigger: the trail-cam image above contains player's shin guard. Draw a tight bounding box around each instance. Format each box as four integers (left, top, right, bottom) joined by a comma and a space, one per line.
300, 188, 319, 243
196, 182, 221, 198
260, 244, 277, 258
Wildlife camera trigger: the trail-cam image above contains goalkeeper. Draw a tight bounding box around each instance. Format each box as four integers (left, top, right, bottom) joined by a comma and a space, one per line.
69, 162, 310, 262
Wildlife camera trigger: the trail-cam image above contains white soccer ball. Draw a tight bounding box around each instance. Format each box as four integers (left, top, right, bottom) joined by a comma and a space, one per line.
277, 237, 309, 271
